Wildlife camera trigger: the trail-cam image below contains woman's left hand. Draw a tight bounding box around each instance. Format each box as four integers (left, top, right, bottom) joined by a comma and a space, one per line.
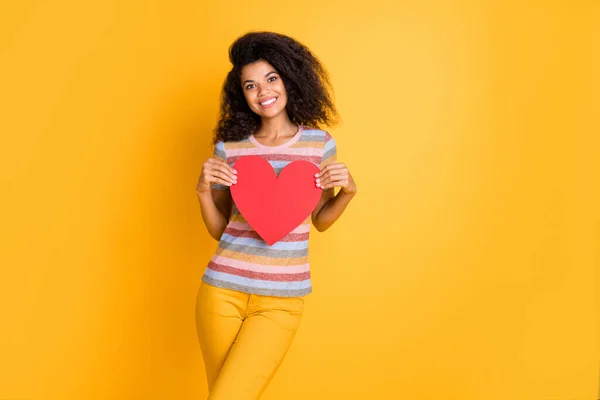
315, 162, 357, 195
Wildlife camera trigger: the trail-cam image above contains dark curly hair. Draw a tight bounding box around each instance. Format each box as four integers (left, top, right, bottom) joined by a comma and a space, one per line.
213, 31, 340, 144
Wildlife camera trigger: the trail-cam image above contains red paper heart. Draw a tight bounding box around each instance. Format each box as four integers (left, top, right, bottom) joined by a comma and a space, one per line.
230, 156, 321, 246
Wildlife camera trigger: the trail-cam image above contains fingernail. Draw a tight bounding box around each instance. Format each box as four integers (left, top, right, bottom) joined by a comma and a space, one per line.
314, 173, 319, 177
315, 178, 320, 183
233, 169, 238, 174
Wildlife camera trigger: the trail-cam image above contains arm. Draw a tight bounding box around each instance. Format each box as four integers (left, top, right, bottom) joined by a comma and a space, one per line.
196, 188, 233, 241
196, 142, 237, 241
311, 162, 357, 232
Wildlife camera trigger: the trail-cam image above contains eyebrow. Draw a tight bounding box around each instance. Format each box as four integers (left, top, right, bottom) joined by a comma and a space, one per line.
242, 71, 278, 86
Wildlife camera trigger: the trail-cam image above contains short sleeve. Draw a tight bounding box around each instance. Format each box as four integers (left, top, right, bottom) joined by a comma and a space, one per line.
320, 132, 337, 169
211, 141, 230, 191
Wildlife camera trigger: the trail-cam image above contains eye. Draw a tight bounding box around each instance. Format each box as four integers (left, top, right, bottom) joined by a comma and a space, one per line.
245, 84, 255, 90
268, 76, 277, 82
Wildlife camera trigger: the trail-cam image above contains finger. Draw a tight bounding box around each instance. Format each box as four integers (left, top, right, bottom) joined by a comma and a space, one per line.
318, 166, 348, 180
316, 162, 345, 177
316, 172, 336, 187
206, 162, 237, 181
207, 170, 237, 184
218, 158, 237, 173
207, 157, 235, 171
207, 158, 237, 174
324, 175, 348, 187
211, 177, 234, 186
322, 178, 348, 189
317, 169, 347, 185
323, 168, 348, 180
216, 165, 237, 181
317, 175, 342, 188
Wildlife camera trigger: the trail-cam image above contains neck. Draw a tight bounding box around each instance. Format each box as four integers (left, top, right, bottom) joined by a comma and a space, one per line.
255, 113, 297, 138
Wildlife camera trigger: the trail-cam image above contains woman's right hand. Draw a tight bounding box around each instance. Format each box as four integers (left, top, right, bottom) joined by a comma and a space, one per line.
196, 157, 238, 193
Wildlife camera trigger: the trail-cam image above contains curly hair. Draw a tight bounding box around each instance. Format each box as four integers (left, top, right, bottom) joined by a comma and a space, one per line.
213, 31, 340, 144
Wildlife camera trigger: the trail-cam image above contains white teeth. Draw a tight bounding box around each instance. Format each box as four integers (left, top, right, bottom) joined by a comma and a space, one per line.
260, 98, 276, 106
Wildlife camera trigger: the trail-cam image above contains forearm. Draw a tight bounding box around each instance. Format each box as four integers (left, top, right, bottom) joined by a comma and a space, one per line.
313, 190, 356, 232
196, 190, 228, 241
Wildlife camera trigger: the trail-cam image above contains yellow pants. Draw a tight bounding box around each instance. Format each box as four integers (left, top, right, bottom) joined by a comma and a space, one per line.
195, 280, 305, 399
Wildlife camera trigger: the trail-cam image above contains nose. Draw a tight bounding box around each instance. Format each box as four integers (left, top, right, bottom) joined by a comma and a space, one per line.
258, 83, 272, 97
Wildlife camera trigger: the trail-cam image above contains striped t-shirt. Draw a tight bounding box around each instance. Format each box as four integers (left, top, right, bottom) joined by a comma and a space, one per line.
202, 124, 337, 297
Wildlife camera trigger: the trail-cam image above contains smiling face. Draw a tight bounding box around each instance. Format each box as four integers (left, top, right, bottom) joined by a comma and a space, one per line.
240, 59, 288, 119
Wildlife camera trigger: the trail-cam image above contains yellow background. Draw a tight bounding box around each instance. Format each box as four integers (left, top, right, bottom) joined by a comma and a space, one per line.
1, 1, 598, 399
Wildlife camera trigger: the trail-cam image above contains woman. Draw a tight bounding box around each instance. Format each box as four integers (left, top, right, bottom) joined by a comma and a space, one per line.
195, 31, 357, 399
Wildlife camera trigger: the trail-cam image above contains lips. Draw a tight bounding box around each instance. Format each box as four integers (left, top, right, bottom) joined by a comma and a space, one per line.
259, 96, 278, 108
